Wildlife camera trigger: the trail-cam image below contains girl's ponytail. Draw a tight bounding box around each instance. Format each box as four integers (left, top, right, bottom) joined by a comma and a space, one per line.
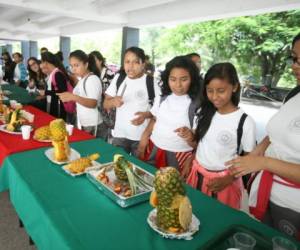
88, 53, 101, 76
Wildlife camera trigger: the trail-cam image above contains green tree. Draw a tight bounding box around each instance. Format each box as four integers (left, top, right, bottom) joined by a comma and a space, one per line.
140, 27, 165, 65
150, 10, 300, 87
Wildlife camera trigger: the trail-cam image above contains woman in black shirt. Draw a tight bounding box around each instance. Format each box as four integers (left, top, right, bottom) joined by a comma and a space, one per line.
39, 52, 72, 121
1, 52, 16, 84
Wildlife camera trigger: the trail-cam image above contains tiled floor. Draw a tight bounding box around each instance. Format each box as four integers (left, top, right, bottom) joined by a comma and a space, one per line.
0, 191, 36, 250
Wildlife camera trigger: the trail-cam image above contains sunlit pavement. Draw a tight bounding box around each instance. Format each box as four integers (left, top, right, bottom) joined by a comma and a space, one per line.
240, 98, 280, 142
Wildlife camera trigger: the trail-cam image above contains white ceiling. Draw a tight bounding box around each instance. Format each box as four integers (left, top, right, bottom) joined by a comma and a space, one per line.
0, 0, 299, 41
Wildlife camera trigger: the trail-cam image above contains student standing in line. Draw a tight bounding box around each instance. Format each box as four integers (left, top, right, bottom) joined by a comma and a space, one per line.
12, 52, 28, 88
228, 33, 300, 240
104, 47, 160, 155
185, 62, 256, 210
90, 50, 115, 141
39, 52, 75, 122
58, 50, 103, 137
27, 57, 47, 111
137, 56, 201, 174
1, 52, 16, 84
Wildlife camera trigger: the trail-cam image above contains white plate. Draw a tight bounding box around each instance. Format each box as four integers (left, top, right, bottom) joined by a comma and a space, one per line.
3, 90, 12, 95
44, 148, 81, 165
147, 209, 200, 240
33, 136, 51, 143
0, 124, 33, 135
62, 160, 101, 177
1, 96, 8, 100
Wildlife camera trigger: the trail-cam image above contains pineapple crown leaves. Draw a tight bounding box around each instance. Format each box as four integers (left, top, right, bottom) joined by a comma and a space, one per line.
114, 155, 153, 195
7, 109, 21, 123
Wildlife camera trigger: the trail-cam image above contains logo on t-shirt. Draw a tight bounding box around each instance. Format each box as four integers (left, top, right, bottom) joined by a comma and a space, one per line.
288, 116, 300, 134
216, 131, 234, 146
135, 90, 147, 102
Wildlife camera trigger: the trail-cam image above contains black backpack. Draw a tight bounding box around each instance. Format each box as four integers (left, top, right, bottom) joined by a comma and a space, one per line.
283, 85, 300, 104
116, 72, 155, 105
159, 95, 200, 128
236, 113, 253, 189
105, 73, 156, 129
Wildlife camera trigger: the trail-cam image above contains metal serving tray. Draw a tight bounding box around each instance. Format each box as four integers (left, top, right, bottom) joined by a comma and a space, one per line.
86, 162, 154, 208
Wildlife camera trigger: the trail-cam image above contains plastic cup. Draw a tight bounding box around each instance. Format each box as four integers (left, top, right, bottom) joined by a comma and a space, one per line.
21, 125, 31, 140
9, 100, 17, 108
272, 236, 297, 250
66, 124, 74, 136
233, 232, 256, 250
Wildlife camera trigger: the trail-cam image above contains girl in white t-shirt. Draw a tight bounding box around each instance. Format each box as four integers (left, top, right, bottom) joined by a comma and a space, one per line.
228, 34, 300, 240
185, 62, 256, 210
137, 56, 201, 174
104, 47, 159, 155
58, 50, 103, 137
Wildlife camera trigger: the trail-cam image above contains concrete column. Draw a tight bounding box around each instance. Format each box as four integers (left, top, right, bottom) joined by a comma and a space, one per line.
21, 41, 30, 62
5, 44, 12, 55
59, 36, 71, 67
121, 26, 139, 65
0, 46, 3, 67
29, 41, 38, 58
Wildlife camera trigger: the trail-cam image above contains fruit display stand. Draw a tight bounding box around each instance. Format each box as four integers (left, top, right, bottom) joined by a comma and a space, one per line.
1, 138, 298, 250
0, 105, 94, 166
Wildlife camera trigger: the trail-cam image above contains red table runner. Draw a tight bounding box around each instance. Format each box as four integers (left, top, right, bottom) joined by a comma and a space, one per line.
0, 105, 94, 165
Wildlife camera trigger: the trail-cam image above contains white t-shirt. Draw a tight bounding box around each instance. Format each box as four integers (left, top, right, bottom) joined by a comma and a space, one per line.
105, 73, 160, 141
46, 70, 55, 104
14, 63, 21, 82
265, 92, 300, 212
196, 108, 256, 171
73, 74, 102, 127
150, 94, 194, 152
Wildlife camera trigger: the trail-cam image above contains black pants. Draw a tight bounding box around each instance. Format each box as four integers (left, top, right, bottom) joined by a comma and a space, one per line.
263, 201, 300, 240
112, 137, 139, 156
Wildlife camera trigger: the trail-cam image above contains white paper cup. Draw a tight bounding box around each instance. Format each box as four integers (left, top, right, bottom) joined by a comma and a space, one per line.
9, 100, 17, 108
66, 124, 74, 136
21, 125, 31, 140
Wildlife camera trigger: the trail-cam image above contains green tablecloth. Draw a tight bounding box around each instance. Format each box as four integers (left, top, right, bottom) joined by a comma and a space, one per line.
1, 84, 37, 105
0, 139, 295, 250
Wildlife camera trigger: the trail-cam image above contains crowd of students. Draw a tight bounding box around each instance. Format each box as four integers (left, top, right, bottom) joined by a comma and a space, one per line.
1, 33, 300, 240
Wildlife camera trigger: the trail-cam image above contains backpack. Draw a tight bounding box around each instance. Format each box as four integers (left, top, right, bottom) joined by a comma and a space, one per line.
116, 72, 155, 105
237, 113, 248, 155
159, 95, 200, 128
51, 68, 76, 114
105, 73, 155, 129
283, 85, 300, 104
236, 113, 253, 189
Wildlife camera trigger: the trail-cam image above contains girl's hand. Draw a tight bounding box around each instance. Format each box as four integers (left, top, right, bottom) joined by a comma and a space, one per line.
136, 137, 149, 159
113, 96, 124, 108
28, 80, 35, 88
207, 175, 235, 193
39, 90, 45, 96
181, 155, 194, 180
174, 126, 194, 142
249, 136, 270, 157
131, 112, 147, 126
35, 95, 45, 100
226, 155, 267, 177
57, 92, 75, 102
